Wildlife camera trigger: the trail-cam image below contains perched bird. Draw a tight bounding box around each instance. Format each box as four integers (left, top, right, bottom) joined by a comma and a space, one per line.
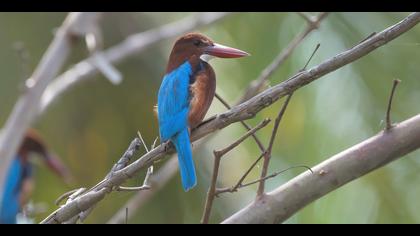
0, 129, 70, 224
156, 33, 249, 191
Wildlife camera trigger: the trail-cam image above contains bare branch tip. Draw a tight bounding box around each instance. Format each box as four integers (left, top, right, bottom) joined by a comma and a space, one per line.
385, 79, 402, 130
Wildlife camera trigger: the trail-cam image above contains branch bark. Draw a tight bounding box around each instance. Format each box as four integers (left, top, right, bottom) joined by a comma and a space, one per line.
41, 12, 420, 224
222, 113, 420, 224
0, 12, 100, 202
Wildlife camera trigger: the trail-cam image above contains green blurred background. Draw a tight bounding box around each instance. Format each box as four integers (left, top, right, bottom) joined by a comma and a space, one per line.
1, 12, 419, 224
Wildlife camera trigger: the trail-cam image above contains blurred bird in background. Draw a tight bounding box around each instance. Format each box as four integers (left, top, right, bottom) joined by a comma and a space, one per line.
0, 129, 71, 224
156, 33, 249, 191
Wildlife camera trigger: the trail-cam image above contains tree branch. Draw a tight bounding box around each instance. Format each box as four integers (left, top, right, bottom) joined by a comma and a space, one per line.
40, 12, 420, 224
222, 113, 420, 224
0, 12, 101, 202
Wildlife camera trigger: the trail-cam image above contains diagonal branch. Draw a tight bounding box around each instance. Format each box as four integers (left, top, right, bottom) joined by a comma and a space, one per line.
41, 12, 420, 224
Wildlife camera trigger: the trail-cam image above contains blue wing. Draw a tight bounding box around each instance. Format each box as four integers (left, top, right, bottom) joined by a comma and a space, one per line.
157, 61, 197, 191
157, 61, 192, 141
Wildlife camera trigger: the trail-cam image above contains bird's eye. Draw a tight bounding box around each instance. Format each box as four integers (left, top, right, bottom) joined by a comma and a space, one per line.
193, 40, 201, 47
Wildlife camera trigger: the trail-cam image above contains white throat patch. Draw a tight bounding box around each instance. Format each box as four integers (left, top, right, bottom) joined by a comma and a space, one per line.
200, 54, 214, 62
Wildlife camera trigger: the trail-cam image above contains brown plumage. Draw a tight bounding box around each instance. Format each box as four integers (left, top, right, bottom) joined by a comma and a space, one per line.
188, 62, 216, 128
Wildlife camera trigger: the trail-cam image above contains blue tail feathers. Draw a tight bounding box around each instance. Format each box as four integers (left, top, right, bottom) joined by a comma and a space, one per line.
172, 128, 197, 191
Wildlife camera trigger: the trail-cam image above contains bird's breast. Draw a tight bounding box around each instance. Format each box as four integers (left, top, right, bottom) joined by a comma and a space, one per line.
188, 63, 216, 129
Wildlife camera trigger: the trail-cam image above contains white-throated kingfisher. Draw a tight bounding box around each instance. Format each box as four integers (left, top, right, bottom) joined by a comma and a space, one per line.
0, 129, 70, 224
156, 33, 249, 191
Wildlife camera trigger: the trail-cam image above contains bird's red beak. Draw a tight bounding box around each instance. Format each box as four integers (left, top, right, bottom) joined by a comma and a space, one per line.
205, 43, 250, 58
44, 154, 73, 184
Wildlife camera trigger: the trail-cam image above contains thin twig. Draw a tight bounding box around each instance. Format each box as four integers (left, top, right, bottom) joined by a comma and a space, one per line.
125, 208, 128, 224
116, 186, 151, 191
54, 188, 81, 206
136, 131, 154, 186
386, 79, 401, 130
301, 43, 320, 71
137, 131, 149, 152
201, 153, 222, 224
216, 165, 313, 194
256, 94, 293, 196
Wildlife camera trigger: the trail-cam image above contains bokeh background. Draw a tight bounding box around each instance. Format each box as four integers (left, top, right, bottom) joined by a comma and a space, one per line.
0, 12, 419, 224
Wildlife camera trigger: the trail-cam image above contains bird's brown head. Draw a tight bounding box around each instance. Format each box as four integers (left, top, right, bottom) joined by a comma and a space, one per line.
18, 129, 73, 184
166, 32, 249, 73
